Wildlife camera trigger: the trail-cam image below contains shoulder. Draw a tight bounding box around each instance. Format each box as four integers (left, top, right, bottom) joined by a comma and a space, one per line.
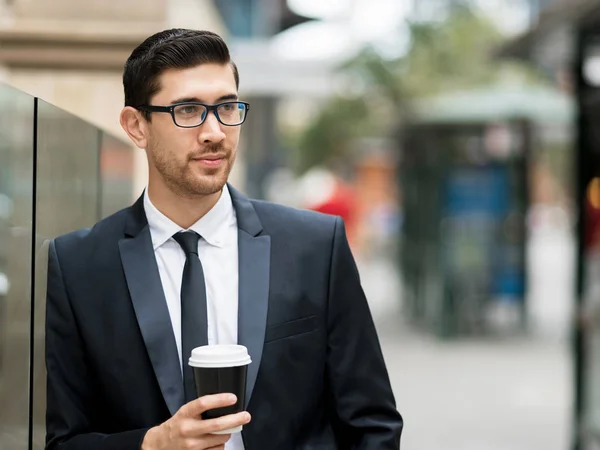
248, 198, 342, 237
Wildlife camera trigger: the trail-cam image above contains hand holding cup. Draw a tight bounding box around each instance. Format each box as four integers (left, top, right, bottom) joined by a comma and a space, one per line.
188, 344, 252, 434
142, 345, 252, 449
141, 393, 251, 450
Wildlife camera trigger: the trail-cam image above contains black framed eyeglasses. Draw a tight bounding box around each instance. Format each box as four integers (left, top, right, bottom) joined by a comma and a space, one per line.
136, 101, 250, 128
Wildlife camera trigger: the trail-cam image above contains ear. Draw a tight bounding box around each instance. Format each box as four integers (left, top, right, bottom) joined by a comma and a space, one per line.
120, 107, 148, 149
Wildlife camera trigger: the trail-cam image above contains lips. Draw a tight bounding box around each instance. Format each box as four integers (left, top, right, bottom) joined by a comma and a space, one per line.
191, 154, 225, 168
191, 153, 226, 161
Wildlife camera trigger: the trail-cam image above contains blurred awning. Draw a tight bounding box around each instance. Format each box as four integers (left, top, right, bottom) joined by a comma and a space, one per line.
412, 85, 575, 125
229, 39, 341, 96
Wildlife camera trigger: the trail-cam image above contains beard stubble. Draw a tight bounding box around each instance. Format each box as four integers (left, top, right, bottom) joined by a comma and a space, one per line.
149, 142, 233, 198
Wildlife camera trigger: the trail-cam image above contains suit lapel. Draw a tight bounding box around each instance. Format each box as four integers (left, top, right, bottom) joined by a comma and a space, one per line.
118, 195, 184, 416
117, 187, 270, 415
229, 185, 270, 409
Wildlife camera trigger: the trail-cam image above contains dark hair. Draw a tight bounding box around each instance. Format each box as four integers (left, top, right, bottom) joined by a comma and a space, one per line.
123, 28, 239, 115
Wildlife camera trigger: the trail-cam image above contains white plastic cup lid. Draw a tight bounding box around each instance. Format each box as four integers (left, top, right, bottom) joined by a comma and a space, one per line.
188, 344, 252, 368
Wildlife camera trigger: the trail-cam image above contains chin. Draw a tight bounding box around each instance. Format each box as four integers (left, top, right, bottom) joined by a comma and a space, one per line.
191, 177, 227, 196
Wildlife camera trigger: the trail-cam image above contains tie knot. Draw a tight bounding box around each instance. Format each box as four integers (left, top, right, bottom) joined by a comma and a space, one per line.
173, 231, 200, 255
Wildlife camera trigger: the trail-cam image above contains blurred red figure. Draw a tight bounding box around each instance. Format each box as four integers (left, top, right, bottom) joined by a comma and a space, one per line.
310, 181, 356, 229
301, 168, 358, 248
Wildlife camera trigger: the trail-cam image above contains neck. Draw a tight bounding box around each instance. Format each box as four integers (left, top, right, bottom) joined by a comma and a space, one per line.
147, 181, 223, 230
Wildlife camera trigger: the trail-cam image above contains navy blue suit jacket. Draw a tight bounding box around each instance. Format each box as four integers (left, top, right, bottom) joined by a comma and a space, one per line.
45, 185, 402, 450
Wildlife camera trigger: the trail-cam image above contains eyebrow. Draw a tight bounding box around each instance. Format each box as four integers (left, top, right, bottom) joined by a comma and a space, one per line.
170, 94, 239, 105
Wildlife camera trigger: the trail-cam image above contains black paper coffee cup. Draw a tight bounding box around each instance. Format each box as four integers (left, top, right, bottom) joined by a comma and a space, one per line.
188, 345, 252, 434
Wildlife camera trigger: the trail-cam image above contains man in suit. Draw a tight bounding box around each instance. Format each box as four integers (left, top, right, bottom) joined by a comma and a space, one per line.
45, 28, 402, 450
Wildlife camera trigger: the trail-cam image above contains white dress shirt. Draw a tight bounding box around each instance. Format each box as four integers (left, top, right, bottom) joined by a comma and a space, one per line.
144, 185, 244, 450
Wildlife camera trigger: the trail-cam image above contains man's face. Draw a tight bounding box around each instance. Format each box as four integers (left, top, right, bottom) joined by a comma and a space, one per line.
145, 63, 241, 198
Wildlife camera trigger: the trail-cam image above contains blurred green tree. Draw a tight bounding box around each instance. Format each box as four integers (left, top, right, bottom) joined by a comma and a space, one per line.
291, 2, 545, 172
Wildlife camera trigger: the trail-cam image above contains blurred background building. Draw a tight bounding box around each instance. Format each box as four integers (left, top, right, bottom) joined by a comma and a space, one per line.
0, 0, 230, 196
3, 0, 600, 449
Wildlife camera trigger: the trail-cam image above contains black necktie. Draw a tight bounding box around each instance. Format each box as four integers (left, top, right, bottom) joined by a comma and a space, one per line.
172, 231, 209, 403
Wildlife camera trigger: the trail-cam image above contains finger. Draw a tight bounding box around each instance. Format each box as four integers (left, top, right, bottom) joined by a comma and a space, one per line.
180, 393, 237, 417
177, 418, 210, 438
198, 433, 230, 448
200, 411, 251, 435
177, 412, 250, 438
203, 434, 230, 449
180, 434, 229, 450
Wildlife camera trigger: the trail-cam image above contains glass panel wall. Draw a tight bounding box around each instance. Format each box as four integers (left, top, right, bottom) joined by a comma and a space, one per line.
99, 133, 136, 218
31, 100, 104, 449
0, 85, 35, 450
0, 83, 135, 450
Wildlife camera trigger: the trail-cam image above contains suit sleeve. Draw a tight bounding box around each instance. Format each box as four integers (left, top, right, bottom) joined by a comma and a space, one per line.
326, 218, 403, 449
45, 239, 150, 450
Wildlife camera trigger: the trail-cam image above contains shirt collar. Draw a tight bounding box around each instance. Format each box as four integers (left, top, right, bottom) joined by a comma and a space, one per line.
143, 185, 235, 250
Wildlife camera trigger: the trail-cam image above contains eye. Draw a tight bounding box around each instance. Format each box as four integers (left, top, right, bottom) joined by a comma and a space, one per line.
179, 105, 200, 115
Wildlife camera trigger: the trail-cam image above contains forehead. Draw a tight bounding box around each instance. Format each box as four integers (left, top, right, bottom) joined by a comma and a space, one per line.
153, 63, 237, 103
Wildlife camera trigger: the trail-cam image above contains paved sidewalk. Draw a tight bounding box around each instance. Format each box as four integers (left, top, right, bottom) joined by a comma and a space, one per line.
356, 229, 573, 450
377, 320, 571, 450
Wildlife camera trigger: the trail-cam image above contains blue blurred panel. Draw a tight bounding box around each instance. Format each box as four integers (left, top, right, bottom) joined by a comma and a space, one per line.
443, 165, 525, 300
444, 165, 509, 217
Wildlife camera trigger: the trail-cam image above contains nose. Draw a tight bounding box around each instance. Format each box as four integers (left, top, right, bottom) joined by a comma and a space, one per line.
198, 111, 226, 144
